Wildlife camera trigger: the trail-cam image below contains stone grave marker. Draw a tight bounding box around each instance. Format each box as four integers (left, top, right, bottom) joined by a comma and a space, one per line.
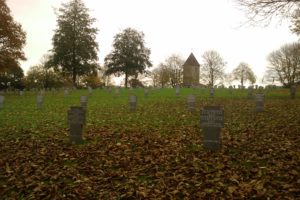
0, 95, 4, 109
88, 87, 92, 96
80, 96, 88, 108
255, 93, 264, 112
290, 86, 296, 99
36, 95, 43, 109
115, 88, 120, 97
176, 86, 180, 97
129, 95, 137, 111
229, 86, 233, 95
210, 88, 214, 98
64, 89, 69, 97
248, 86, 253, 99
19, 91, 24, 96
187, 94, 196, 111
200, 106, 224, 151
144, 89, 149, 98
68, 106, 86, 144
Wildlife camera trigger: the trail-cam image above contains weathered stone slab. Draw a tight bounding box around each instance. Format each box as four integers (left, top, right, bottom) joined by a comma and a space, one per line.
88, 87, 92, 96
129, 95, 137, 111
144, 89, 149, 98
80, 96, 88, 108
290, 86, 296, 99
115, 88, 120, 97
200, 106, 224, 151
248, 86, 253, 99
255, 93, 264, 112
64, 89, 69, 97
176, 86, 180, 97
210, 88, 214, 98
187, 94, 196, 111
0, 95, 4, 109
68, 106, 86, 144
36, 95, 43, 109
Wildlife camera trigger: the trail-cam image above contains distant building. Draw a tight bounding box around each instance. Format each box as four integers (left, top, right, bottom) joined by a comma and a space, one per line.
183, 53, 200, 87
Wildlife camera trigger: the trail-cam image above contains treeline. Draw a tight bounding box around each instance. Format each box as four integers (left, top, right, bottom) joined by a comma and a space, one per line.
0, 0, 299, 90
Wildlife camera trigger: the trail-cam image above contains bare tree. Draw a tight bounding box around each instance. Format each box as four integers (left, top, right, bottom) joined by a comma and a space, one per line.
201, 50, 226, 87
151, 64, 171, 88
267, 42, 300, 87
235, 0, 300, 25
231, 62, 256, 87
163, 54, 184, 87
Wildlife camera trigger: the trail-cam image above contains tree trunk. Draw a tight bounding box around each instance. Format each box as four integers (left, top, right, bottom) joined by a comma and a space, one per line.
72, 67, 77, 87
241, 76, 244, 88
125, 72, 128, 88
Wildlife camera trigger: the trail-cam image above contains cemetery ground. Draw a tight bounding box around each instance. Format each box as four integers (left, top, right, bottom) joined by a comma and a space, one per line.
0, 88, 299, 199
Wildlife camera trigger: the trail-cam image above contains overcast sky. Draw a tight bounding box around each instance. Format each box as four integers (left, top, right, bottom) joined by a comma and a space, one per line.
6, 0, 299, 84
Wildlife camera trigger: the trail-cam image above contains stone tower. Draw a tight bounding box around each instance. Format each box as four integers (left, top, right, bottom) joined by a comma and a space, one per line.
183, 53, 200, 87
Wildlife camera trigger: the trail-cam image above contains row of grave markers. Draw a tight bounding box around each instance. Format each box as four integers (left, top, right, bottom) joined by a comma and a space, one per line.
0, 88, 294, 111
0, 87, 296, 150
67, 92, 268, 149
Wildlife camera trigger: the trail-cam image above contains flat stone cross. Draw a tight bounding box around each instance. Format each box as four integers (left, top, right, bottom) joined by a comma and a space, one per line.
36, 95, 43, 109
290, 86, 296, 99
0, 95, 4, 109
255, 93, 264, 112
68, 106, 86, 144
210, 88, 214, 98
129, 95, 137, 111
80, 96, 88, 108
187, 94, 196, 111
200, 106, 224, 151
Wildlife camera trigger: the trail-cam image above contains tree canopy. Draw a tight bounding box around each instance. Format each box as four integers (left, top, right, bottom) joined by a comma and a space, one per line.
236, 0, 300, 25
48, 0, 99, 87
231, 62, 256, 87
104, 27, 152, 88
0, 0, 26, 72
201, 50, 226, 87
267, 42, 300, 87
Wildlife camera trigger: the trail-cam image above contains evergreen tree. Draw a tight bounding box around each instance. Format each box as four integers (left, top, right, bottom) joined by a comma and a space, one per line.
49, 0, 99, 86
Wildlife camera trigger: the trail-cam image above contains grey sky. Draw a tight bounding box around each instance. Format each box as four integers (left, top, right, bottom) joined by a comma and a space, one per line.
6, 0, 298, 84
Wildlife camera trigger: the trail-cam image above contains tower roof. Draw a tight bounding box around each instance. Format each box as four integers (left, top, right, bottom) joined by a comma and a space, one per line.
183, 53, 200, 67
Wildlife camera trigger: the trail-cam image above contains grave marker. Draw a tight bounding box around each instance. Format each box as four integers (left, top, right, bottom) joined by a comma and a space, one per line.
115, 88, 120, 97
68, 106, 86, 144
129, 95, 137, 111
144, 89, 149, 98
210, 88, 214, 98
19, 91, 24, 96
200, 106, 224, 151
255, 93, 264, 112
176, 86, 180, 97
80, 96, 88, 108
187, 94, 196, 111
64, 89, 69, 97
290, 86, 296, 99
0, 95, 4, 109
88, 87, 92, 96
248, 86, 253, 99
36, 95, 43, 109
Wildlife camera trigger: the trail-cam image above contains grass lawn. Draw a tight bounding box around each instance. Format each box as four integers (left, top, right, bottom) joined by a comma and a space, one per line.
0, 88, 299, 199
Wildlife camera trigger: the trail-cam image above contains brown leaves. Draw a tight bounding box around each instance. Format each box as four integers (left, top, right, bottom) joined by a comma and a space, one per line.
0, 96, 300, 199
